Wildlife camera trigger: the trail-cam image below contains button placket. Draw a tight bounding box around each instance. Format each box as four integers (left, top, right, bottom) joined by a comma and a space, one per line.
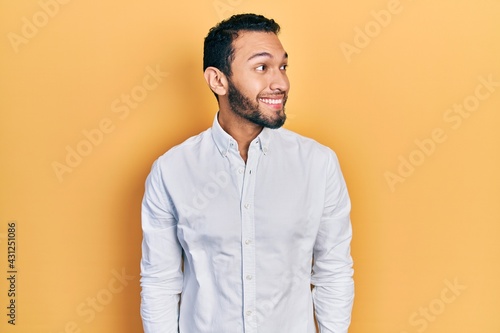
241, 145, 260, 332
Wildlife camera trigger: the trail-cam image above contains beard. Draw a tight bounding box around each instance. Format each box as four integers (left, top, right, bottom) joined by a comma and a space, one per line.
227, 79, 287, 129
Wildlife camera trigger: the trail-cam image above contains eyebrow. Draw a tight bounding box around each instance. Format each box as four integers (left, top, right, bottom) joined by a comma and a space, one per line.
247, 52, 288, 62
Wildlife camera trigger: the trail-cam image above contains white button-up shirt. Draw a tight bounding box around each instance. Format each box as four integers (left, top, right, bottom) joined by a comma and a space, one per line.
140, 114, 354, 333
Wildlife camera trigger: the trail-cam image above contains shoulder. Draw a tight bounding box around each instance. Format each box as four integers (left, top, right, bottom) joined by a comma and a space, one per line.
272, 127, 337, 160
151, 128, 213, 171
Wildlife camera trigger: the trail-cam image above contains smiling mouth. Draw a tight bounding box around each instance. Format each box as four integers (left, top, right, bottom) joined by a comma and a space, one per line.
259, 97, 285, 106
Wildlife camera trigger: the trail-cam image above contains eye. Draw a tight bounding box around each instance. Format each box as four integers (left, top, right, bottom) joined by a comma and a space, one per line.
256, 65, 266, 71
280, 64, 288, 71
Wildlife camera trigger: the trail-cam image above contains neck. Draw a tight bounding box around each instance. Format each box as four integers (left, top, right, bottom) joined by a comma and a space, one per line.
218, 107, 263, 163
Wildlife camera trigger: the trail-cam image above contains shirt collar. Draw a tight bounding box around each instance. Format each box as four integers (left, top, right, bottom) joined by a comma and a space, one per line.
211, 112, 271, 157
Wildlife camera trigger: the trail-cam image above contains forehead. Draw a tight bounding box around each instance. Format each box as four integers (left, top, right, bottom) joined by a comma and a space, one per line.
231, 31, 286, 62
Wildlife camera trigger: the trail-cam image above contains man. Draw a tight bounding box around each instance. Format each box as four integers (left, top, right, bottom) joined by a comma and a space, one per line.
140, 13, 354, 333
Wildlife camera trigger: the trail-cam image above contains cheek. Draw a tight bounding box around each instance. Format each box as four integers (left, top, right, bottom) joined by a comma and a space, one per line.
233, 74, 268, 99
247, 78, 269, 99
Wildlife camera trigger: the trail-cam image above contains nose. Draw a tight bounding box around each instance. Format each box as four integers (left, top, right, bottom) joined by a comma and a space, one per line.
269, 70, 290, 93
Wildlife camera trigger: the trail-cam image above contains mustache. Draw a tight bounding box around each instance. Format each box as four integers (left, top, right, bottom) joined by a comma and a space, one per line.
257, 92, 288, 100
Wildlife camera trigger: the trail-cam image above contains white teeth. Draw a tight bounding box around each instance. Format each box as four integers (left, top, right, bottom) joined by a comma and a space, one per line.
260, 98, 282, 105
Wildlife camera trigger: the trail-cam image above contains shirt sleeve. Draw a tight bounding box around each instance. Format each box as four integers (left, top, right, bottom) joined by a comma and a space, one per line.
311, 150, 354, 333
140, 159, 183, 333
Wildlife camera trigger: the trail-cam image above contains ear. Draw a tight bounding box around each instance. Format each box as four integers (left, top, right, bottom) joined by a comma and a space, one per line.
204, 67, 228, 97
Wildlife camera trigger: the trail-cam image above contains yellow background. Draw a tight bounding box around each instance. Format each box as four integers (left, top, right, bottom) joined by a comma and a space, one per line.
1, 0, 499, 332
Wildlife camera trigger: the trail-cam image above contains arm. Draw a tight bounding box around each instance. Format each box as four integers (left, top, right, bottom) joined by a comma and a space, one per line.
311, 151, 354, 333
140, 160, 183, 333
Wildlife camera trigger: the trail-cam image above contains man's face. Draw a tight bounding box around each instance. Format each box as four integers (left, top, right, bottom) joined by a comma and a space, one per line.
226, 31, 290, 129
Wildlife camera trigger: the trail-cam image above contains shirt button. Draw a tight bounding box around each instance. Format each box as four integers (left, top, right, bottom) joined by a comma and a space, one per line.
244, 203, 250, 209
245, 239, 251, 245
246, 275, 252, 280
246, 310, 252, 316
238, 168, 244, 174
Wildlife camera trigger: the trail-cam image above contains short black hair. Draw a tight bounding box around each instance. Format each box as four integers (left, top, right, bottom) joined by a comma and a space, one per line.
203, 13, 281, 77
